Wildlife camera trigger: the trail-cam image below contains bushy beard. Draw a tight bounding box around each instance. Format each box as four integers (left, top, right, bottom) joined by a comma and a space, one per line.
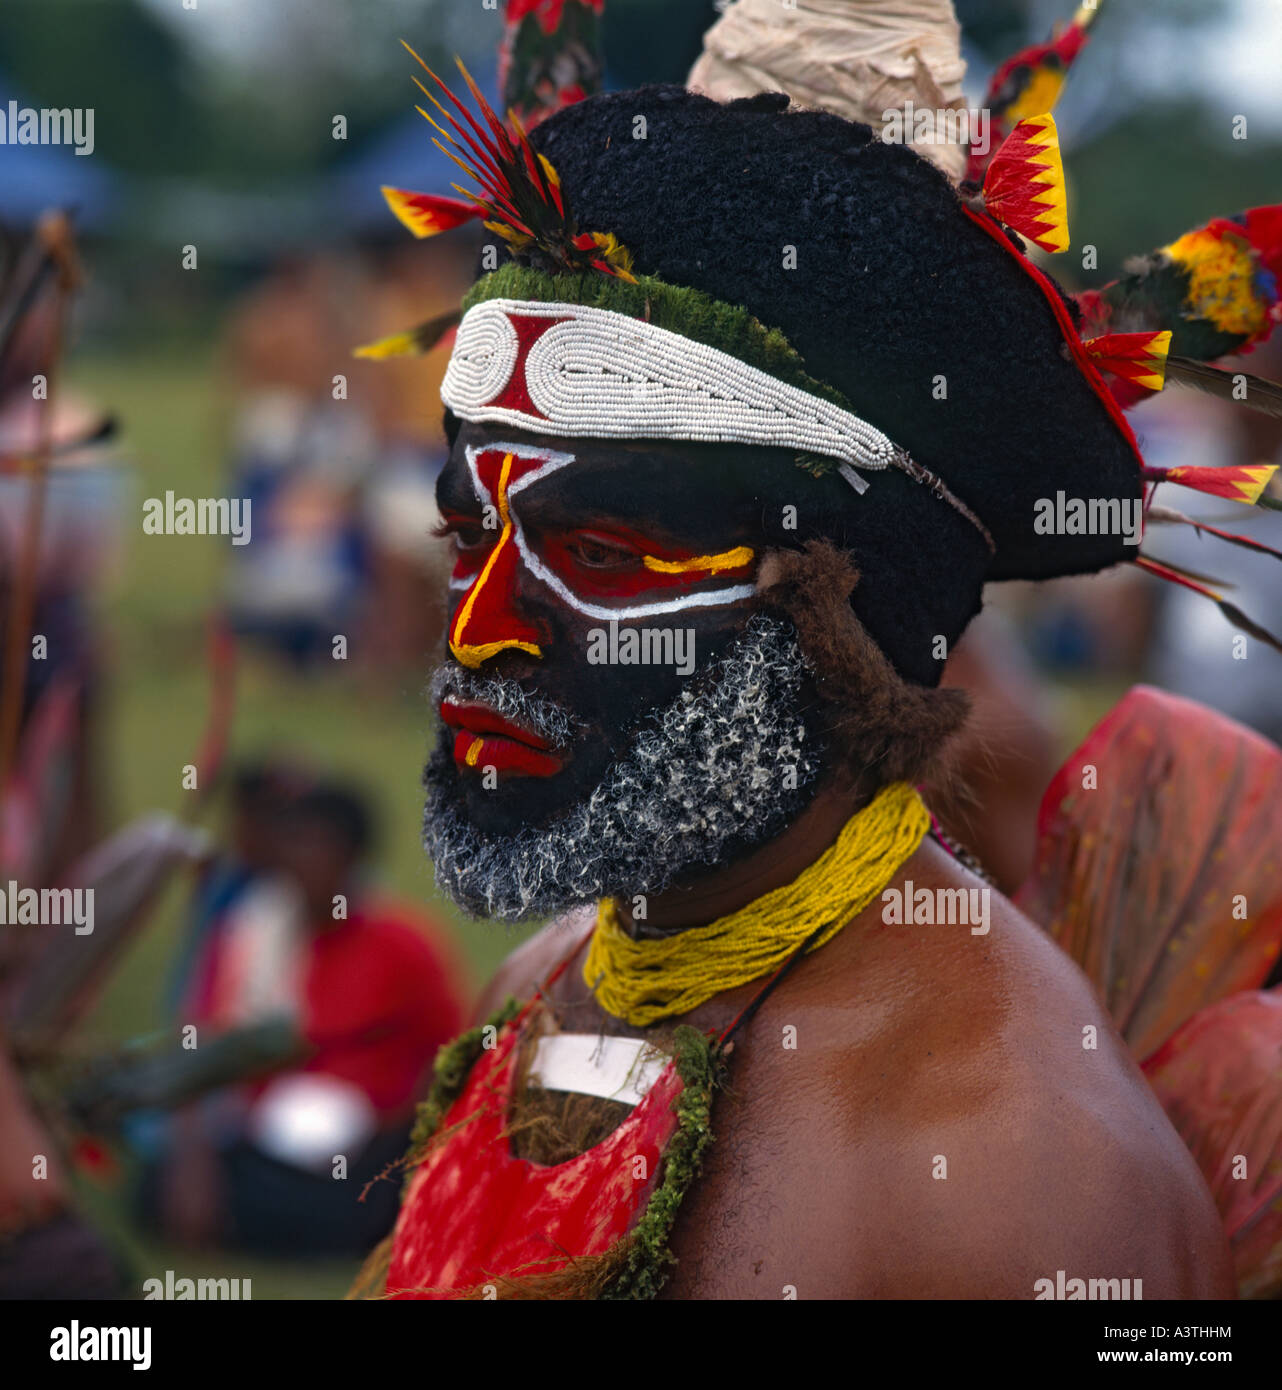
422, 613, 825, 921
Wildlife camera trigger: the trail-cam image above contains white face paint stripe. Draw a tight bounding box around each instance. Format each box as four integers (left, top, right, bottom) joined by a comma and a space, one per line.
458, 441, 756, 622
512, 527, 756, 620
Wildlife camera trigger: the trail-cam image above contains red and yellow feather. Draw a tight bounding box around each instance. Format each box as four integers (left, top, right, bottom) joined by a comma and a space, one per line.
981, 113, 1069, 254
1147, 463, 1278, 507
380, 186, 482, 240
1083, 329, 1171, 394
967, 1, 1101, 183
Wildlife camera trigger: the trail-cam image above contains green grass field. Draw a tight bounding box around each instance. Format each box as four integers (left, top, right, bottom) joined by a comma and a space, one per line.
58, 339, 537, 1297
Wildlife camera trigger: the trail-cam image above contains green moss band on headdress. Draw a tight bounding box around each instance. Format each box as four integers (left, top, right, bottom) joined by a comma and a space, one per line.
462, 262, 858, 477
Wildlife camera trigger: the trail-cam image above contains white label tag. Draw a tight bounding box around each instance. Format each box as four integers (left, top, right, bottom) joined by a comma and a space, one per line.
528, 1033, 669, 1107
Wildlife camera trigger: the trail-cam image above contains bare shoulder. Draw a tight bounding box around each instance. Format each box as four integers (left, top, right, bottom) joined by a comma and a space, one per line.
470, 907, 595, 1021
838, 873, 1233, 1296
669, 845, 1235, 1298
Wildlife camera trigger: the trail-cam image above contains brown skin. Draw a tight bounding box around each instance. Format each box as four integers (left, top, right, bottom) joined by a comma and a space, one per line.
275, 824, 356, 930
475, 787, 1235, 1300
444, 421, 1234, 1299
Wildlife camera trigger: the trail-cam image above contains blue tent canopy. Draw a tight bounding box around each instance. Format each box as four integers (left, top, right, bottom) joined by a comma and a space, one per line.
0, 82, 117, 229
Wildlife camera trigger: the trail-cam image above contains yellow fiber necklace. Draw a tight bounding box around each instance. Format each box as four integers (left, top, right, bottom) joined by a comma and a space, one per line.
583, 781, 931, 1027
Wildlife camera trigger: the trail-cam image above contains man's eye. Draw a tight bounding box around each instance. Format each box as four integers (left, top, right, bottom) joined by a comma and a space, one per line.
454, 528, 488, 553
568, 533, 641, 569
433, 517, 488, 552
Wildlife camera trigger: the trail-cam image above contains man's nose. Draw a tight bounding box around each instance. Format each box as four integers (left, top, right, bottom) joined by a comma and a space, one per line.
448, 503, 546, 670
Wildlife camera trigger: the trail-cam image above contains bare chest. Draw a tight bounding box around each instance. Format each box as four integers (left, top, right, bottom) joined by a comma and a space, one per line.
529, 973, 884, 1297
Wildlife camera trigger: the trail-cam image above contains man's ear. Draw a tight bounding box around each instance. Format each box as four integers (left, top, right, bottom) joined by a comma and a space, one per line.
756, 540, 970, 788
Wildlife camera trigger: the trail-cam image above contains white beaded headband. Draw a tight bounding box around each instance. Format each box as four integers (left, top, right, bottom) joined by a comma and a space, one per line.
440, 297, 995, 552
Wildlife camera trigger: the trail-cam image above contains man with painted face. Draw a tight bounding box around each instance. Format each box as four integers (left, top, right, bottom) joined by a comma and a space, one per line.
344, 53, 1244, 1298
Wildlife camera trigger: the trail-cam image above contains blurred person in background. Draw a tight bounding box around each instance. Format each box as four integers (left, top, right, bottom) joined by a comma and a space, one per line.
140, 777, 468, 1256
931, 610, 1061, 894
357, 242, 470, 674
0, 1047, 126, 1300
163, 760, 308, 1016
219, 247, 468, 675
1141, 344, 1282, 744
0, 258, 125, 885
221, 256, 374, 667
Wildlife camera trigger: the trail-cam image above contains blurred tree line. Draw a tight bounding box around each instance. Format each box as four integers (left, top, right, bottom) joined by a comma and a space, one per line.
0, 0, 1276, 280
0, 0, 721, 183
0, 0, 447, 180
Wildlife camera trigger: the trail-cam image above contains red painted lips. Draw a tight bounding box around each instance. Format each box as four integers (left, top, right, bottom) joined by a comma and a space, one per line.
439, 699, 566, 778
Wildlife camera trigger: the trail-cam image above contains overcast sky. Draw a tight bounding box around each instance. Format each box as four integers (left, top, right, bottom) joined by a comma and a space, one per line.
141, 0, 1282, 127
1133, 0, 1282, 123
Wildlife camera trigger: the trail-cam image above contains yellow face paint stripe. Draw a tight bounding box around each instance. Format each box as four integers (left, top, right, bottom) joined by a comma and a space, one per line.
453, 638, 542, 669
464, 736, 483, 767
448, 451, 545, 669
494, 451, 514, 526
642, 545, 755, 575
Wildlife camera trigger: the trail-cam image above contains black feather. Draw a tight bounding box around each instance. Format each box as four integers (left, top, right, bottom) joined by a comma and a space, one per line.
1146, 504, 1282, 562
1164, 356, 1282, 418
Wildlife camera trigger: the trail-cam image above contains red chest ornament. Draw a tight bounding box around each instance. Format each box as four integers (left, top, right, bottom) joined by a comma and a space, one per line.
386, 1008, 684, 1298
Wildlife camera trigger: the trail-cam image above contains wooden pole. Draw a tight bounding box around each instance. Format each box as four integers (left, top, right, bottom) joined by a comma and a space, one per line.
0, 214, 80, 807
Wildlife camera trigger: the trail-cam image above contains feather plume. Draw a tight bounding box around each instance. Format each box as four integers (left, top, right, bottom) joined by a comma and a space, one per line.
1145, 504, 1282, 563
1076, 205, 1282, 367
1143, 462, 1279, 508
1083, 329, 1170, 393
393, 43, 636, 282
500, 0, 605, 130
980, 113, 1069, 254
1164, 356, 1282, 418
968, 1, 1101, 183
1135, 552, 1237, 590
380, 187, 482, 240
353, 308, 462, 360
1136, 554, 1282, 654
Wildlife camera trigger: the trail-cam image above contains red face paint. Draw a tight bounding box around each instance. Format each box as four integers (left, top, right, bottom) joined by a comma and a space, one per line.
442, 446, 755, 618
536, 526, 754, 602
447, 449, 550, 670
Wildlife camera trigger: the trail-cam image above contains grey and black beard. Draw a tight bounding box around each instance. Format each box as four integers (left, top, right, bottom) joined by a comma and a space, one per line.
422, 614, 825, 921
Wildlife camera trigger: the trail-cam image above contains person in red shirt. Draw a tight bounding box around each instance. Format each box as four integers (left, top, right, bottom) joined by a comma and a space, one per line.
274, 785, 468, 1123
147, 781, 470, 1256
